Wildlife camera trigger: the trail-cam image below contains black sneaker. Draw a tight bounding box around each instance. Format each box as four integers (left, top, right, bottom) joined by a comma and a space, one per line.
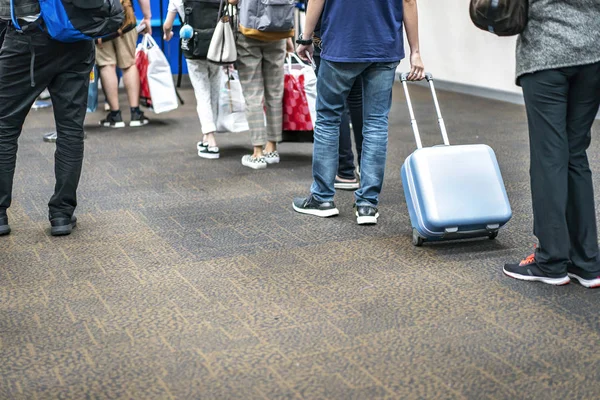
567, 265, 600, 288
334, 176, 360, 191
0, 215, 10, 236
50, 216, 77, 237
130, 110, 149, 127
355, 205, 379, 225
198, 145, 220, 159
292, 195, 339, 218
503, 253, 570, 285
100, 111, 126, 128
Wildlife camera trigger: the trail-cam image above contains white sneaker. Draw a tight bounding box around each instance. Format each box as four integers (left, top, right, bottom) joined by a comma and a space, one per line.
242, 155, 267, 170
263, 151, 280, 165
199, 146, 220, 159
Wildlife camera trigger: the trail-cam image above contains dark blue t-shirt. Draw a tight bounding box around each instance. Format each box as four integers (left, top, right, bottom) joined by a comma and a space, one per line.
320, 0, 405, 63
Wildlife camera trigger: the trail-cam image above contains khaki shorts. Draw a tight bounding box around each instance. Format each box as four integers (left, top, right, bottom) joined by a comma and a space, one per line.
95, 29, 138, 69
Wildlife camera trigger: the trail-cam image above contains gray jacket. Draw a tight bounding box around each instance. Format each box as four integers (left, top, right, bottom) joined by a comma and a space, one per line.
516, 0, 600, 83
0, 0, 40, 20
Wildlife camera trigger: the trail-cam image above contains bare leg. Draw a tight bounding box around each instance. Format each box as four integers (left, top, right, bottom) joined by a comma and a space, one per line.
122, 65, 140, 108
98, 65, 120, 111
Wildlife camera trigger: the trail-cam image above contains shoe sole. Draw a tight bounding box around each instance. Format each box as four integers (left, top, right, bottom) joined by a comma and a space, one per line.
242, 160, 267, 170
43, 137, 57, 143
292, 203, 339, 218
568, 273, 600, 288
335, 182, 360, 190
503, 268, 570, 285
265, 158, 280, 165
198, 151, 220, 159
130, 120, 149, 127
0, 225, 10, 236
100, 122, 126, 129
51, 221, 77, 237
356, 212, 379, 225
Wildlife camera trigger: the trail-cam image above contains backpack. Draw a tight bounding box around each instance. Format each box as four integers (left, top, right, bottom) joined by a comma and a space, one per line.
238, 0, 295, 41
469, 0, 529, 37
100, 0, 137, 41
182, 0, 221, 60
15, 0, 125, 42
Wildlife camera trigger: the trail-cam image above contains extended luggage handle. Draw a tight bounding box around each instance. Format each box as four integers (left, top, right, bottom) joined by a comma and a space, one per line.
400, 72, 450, 149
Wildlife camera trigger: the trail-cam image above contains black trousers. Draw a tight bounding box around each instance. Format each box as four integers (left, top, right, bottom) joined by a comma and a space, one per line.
314, 54, 364, 179
521, 61, 600, 276
0, 27, 94, 220
338, 76, 364, 179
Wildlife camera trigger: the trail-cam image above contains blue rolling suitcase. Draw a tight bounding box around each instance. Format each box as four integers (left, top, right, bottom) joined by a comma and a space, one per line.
400, 73, 512, 246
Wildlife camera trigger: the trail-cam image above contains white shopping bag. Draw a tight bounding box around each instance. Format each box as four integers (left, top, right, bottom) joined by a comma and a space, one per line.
216, 66, 249, 133
139, 34, 178, 114
284, 53, 317, 127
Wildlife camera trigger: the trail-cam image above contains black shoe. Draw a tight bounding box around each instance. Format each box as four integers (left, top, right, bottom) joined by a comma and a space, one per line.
0, 215, 10, 236
292, 195, 339, 218
567, 265, 600, 288
197, 142, 220, 159
334, 176, 360, 191
50, 216, 77, 237
100, 111, 126, 128
130, 110, 149, 127
355, 205, 379, 225
43, 132, 57, 142
503, 253, 570, 286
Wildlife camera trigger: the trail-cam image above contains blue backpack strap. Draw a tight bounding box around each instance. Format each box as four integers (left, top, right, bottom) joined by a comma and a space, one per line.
9, 0, 23, 32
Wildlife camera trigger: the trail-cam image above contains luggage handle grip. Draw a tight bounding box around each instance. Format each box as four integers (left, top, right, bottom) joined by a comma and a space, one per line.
400, 72, 450, 149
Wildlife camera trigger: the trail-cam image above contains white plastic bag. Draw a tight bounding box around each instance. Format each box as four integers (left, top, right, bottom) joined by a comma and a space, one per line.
284, 53, 317, 126
216, 66, 249, 133
140, 34, 178, 114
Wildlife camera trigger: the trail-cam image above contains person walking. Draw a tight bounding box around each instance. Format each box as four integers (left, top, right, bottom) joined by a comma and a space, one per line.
503, 1, 600, 287
309, 4, 363, 191
0, 0, 95, 236
97, 0, 152, 129
229, 0, 293, 170
293, 0, 425, 225
163, 0, 222, 159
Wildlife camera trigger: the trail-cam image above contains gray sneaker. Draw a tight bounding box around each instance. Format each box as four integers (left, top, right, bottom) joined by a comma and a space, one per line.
43, 132, 58, 142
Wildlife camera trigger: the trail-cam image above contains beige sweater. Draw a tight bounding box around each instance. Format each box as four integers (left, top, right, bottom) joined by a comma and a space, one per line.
516, 0, 600, 83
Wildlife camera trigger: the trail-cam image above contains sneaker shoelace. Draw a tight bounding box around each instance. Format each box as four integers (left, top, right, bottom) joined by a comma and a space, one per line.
519, 245, 537, 266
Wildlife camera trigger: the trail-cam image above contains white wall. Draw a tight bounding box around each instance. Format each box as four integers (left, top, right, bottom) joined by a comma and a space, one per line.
398, 0, 520, 95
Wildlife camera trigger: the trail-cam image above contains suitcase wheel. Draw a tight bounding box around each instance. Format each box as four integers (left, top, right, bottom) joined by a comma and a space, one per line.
412, 228, 424, 247
488, 231, 499, 240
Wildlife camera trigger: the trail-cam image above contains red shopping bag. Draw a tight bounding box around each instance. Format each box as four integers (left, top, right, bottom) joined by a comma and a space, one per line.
283, 73, 313, 131
136, 45, 152, 108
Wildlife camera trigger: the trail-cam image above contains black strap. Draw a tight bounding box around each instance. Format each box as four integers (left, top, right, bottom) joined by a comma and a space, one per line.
177, 12, 184, 88
159, 0, 165, 51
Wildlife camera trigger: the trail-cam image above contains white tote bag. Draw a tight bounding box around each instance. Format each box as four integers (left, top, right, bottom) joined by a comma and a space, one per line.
207, 2, 237, 64
284, 53, 317, 126
140, 34, 178, 114
216, 66, 249, 133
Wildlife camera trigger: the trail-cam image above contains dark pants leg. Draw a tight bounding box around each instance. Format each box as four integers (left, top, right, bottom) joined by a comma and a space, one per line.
338, 72, 364, 179
337, 108, 355, 179
521, 62, 600, 276
347, 76, 364, 168
0, 28, 94, 220
0, 20, 6, 49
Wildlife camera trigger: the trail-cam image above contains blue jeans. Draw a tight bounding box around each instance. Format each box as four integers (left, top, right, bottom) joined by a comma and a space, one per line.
313, 55, 364, 179
311, 59, 398, 207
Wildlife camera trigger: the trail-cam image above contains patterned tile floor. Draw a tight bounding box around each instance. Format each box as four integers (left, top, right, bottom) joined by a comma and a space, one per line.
0, 85, 599, 399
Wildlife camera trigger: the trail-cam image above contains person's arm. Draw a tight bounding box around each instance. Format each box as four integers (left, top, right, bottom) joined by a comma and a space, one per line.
403, 0, 425, 81
137, 0, 153, 35
163, 10, 177, 41
295, 0, 324, 61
